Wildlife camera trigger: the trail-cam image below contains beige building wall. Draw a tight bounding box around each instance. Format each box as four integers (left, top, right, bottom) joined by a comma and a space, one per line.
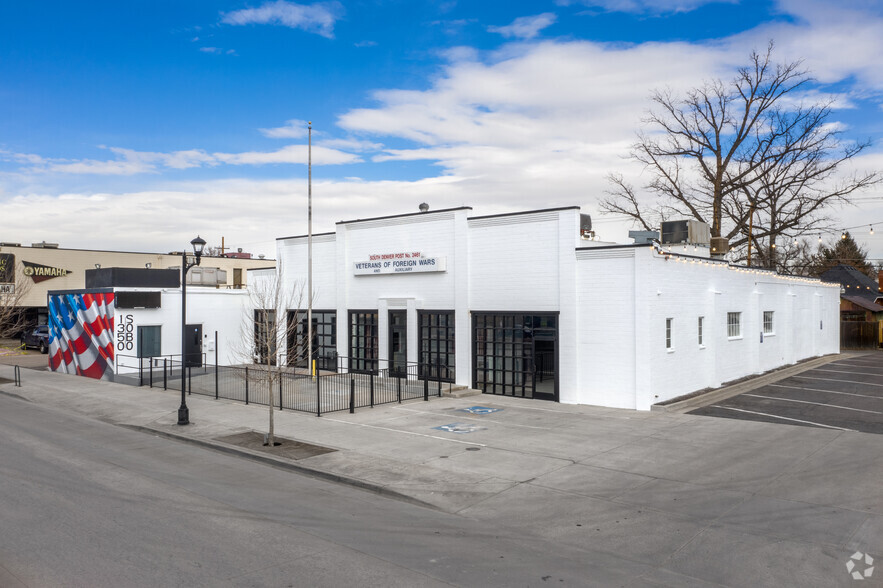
0, 244, 275, 310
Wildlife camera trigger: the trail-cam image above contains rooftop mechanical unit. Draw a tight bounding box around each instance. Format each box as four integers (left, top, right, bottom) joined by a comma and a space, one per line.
660, 220, 711, 246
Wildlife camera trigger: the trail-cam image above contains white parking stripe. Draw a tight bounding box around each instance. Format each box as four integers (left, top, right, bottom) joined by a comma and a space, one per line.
793, 376, 883, 388
828, 358, 880, 367
813, 368, 883, 377
707, 406, 854, 431
743, 393, 883, 414
833, 362, 883, 369
769, 384, 882, 400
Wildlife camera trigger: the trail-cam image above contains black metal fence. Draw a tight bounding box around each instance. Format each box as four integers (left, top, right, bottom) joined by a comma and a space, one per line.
115, 354, 453, 416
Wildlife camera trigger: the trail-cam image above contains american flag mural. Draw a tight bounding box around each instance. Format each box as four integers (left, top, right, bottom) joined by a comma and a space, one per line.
48, 292, 115, 380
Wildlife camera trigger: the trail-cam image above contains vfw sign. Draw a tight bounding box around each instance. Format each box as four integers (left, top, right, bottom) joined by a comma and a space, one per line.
354, 252, 447, 275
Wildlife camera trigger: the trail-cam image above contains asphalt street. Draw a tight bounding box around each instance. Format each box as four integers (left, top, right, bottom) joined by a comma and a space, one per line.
2, 354, 882, 587
0, 394, 651, 588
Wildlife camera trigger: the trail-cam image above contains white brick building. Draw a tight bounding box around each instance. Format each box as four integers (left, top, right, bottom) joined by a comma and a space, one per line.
276, 206, 839, 410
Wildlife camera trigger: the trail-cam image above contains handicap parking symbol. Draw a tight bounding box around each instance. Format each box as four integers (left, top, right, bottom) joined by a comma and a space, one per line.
458, 406, 502, 415
433, 422, 486, 434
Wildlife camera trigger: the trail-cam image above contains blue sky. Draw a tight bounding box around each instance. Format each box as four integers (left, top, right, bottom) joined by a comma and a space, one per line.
1, 0, 882, 261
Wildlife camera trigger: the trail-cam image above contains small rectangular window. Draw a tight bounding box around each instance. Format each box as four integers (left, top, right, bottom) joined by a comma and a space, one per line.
763, 311, 774, 335
698, 316, 704, 346
727, 312, 741, 338
665, 318, 673, 350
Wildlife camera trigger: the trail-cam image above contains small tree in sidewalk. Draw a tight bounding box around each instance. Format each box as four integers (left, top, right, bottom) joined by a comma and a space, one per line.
237, 269, 306, 448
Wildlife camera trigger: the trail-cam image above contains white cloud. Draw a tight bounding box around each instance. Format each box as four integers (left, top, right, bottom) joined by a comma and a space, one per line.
487, 13, 557, 40
734, 0, 883, 91
259, 119, 310, 139
556, 0, 736, 14
212, 144, 361, 165
45, 159, 154, 176
0, 150, 47, 165
12, 143, 358, 176
221, 1, 344, 39
318, 137, 383, 151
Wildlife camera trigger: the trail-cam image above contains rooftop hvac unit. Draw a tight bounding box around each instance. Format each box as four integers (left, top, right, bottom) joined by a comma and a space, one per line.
187, 267, 228, 286
629, 230, 659, 245
710, 237, 729, 255
660, 220, 711, 245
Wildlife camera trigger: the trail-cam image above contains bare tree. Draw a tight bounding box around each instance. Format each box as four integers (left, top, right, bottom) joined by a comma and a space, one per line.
602, 42, 878, 253
0, 261, 33, 341
237, 270, 305, 448
727, 106, 878, 269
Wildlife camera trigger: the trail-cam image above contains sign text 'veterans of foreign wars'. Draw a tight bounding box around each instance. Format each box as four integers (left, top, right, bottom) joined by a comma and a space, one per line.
354, 252, 447, 275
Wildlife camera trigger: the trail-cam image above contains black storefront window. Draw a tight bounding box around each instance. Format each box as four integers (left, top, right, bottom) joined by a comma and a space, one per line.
418, 311, 455, 382
288, 310, 337, 371
349, 310, 379, 374
472, 312, 558, 401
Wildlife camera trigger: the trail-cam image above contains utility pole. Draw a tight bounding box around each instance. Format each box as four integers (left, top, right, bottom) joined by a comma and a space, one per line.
307, 122, 313, 378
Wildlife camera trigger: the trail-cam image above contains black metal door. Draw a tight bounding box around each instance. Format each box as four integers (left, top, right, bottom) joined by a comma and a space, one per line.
389, 310, 407, 377
184, 324, 202, 368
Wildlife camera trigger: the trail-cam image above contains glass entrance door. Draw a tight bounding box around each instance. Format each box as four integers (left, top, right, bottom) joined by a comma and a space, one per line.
389, 310, 408, 377
532, 334, 557, 401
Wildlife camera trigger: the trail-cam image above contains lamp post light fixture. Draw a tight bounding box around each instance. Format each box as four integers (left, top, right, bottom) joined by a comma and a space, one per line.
178, 235, 206, 426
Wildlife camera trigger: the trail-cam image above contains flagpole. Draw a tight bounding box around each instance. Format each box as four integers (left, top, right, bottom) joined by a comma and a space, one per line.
307, 122, 313, 378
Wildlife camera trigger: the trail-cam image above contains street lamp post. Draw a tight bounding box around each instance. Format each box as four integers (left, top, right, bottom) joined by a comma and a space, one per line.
178, 235, 206, 426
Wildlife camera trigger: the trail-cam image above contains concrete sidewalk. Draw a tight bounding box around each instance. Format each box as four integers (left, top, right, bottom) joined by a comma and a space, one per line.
2, 362, 882, 587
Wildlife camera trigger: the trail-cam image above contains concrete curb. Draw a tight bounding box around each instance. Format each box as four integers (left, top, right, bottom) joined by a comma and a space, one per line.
651, 353, 848, 414
121, 423, 441, 512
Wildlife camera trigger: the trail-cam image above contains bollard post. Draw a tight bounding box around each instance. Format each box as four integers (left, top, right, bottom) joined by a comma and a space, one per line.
424, 370, 429, 401
397, 374, 402, 404
149, 359, 154, 388
316, 372, 321, 417
245, 366, 249, 405
437, 358, 442, 398
163, 359, 167, 390
370, 372, 374, 408
279, 373, 283, 411
14, 365, 21, 387
349, 378, 355, 414
214, 331, 219, 400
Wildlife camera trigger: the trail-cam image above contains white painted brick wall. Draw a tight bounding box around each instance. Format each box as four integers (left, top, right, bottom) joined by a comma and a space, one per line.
277, 237, 337, 310
575, 248, 841, 410
116, 288, 250, 373
575, 250, 637, 408
468, 214, 561, 311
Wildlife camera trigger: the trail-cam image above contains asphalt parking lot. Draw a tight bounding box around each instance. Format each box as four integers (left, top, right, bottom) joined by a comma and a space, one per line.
690, 352, 883, 434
